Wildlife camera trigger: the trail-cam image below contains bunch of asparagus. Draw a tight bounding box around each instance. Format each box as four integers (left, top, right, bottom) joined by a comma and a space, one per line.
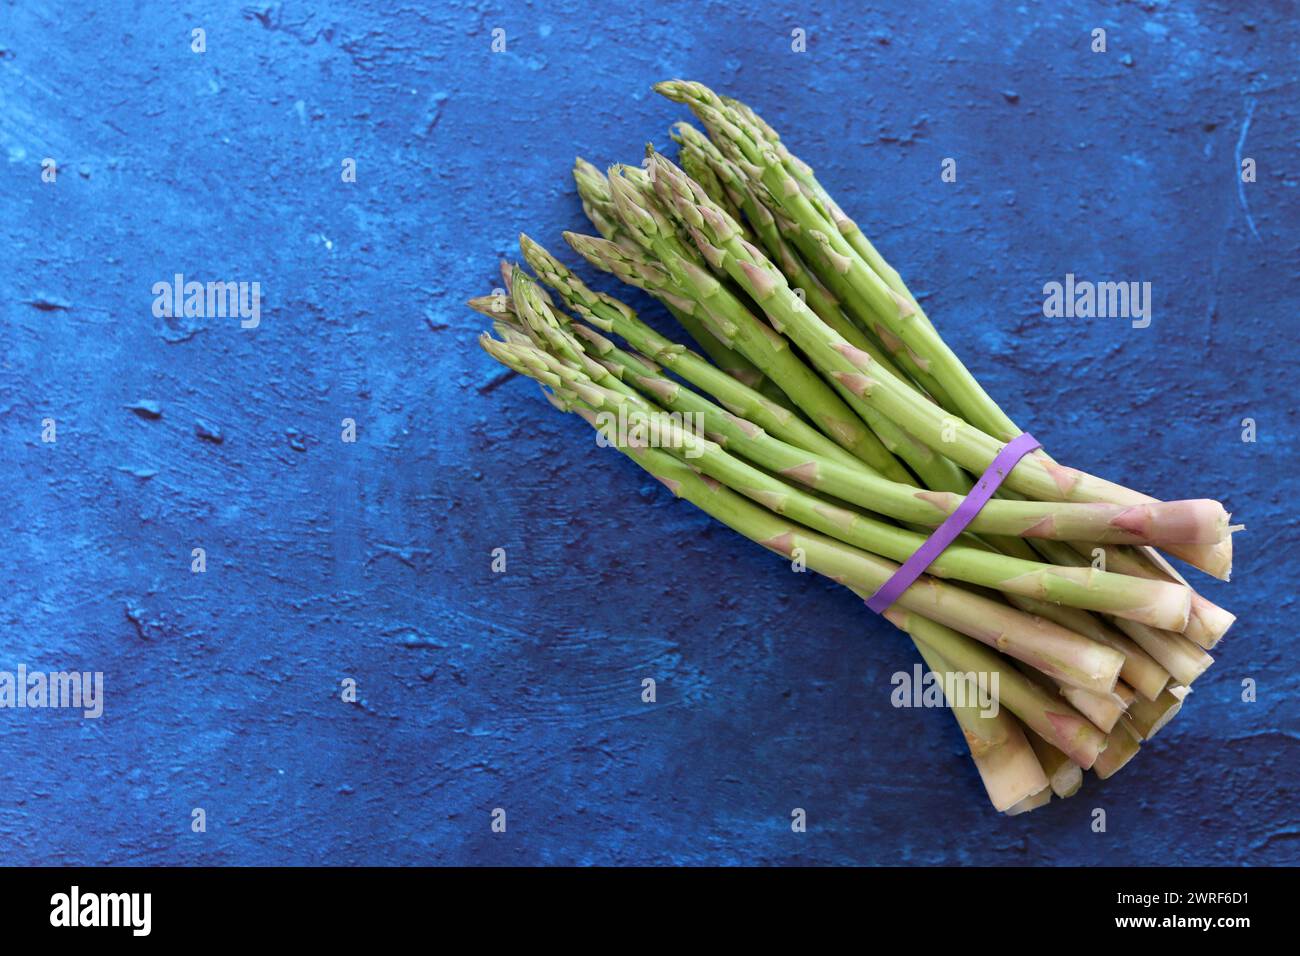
470, 81, 1238, 813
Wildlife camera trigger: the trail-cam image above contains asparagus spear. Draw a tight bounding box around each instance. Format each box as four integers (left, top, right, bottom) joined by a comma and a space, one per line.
1029, 539, 1213, 685
555, 304, 1227, 549
1092, 722, 1143, 779
1005, 787, 1054, 815
883, 607, 1109, 767
657, 79, 1018, 440
657, 80, 1235, 581
484, 326, 1126, 696
1123, 687, 1185, 740
675, 139, 733, 213
670, 119, 960, 410
606, 163, 964, 489
513, 235, 863, 471
573, 156, 630, 247
522, 344, 1192, 628
1014, 658, 1128, 734
993, 595, 1170, 701
910, 639, 1049, 812
1108, 617, 1213, 687
570, 159, 790, 405
562, 227, 913, 480
1087, 545, 1235, 648
646, 150, 1235, 573
1059, 686, 1127, 735
1026, 733, 1084, 798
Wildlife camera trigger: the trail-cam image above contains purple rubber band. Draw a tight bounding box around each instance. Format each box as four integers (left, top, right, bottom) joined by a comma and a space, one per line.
865, 432, 1043, 614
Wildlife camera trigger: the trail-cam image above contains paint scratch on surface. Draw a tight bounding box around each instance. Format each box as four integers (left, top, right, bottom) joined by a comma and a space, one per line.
478, 369, 516, 394
1235, 98, 1261, 242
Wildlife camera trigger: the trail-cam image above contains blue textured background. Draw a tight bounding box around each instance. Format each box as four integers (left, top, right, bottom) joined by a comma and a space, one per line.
2, 1, 1297, 865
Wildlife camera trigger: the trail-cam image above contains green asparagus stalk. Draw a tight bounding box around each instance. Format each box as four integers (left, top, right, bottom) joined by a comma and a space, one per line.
883, 607, 1109, 767
663, 304, 768, 391
1016, 659, 1124, 734
616, 159, 974, 493
1088, 545, 1235, 649
484, 331, 1125, 696
513, 235, 863, 471
573, 157, 633, 250
910, 639, 1049, 812
1109, 617, 1213, 687
1026, 733, 1084, 798
1028, 539, 1213, 685
1058, 687, 1125, 735
1092, 722, 1142, 779
657, 80, 1235, 582
571, 159, 789, 406
1059, 680, 1137, 737
670, 119, 960, 410
647, 150, 1235, 564
675, 140, 734, 213
996, 595, 1170, 701
560, 307, 1224, 550
562, 227, 912, 480
537, 359, 1193, 629
656, 79, 1019, 441
1123, 687, 1185, 740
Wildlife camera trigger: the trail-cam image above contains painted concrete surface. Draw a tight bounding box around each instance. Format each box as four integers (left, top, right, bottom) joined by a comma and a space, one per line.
1, 1, 1296, 865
